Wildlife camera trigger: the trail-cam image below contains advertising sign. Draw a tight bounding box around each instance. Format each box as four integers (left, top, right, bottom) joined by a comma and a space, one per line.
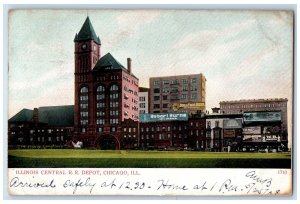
243, 135, 262, 142
223, 129, 235, 138
263, 126, 281, 134
242, 126, 261, 135
139, 112, 188, 123
243, 112, 281, 122
265, 135, 279, 141
224, 119, 242, 129
172, 102, 205, 111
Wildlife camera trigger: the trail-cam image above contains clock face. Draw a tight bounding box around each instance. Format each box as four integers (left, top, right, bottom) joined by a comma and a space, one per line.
81, 44, 87, 50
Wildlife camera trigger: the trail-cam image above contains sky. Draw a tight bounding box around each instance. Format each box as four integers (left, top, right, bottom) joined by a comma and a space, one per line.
8, 10, 293, 128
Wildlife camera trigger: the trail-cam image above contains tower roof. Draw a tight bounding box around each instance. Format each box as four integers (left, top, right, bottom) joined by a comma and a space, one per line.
93, 53, 126, 71
74, 16, 101, 45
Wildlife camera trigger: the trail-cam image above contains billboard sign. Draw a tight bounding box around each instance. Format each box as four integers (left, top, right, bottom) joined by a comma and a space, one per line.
223, 130, 235, 138
172, 102, 205, 111
263, 126, 281, 134
243, 135, 262, 142
243, 112, 281, 122
139, 112, 188, 123
243, 126, 261, 135
224, 119, 242, 129
265, 135, 279, 141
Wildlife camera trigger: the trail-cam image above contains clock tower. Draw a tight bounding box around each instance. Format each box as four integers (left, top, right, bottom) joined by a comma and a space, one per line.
74, 16, 101, 139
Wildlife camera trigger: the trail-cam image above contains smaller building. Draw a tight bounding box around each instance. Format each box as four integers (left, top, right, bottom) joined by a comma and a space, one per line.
241, 111, 285, 152
138, 87, 150, 114
219, 98, 288, 142
205, 110, 243, 152
8, 105, 74, 148
139, 112, 189, 150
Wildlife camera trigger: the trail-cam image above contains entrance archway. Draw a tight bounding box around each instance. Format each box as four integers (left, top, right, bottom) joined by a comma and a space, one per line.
95, 135, 120, 150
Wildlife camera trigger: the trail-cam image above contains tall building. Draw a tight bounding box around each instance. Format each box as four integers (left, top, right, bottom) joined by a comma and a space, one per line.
73, 17, 139, 148
138, 87, 149, 114
219, 98, 288, 141
149, 74, 206, 114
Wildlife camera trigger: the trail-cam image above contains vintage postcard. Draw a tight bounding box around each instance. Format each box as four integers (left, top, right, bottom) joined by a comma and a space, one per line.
6, 8, 293, 196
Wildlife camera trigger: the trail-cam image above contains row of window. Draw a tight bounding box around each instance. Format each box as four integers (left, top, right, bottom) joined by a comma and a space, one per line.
154, 87, 198, 94
140, 125, 188, 132
221, 103, 284, 110
140, 133, 188, 140
153, 78, 197, 86
81, 84, 119, 94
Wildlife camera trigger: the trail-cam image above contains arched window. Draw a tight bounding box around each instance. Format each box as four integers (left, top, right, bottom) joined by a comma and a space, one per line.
80, 86, 88, 93
97, 85, 105, 92
110, 84, 119, 91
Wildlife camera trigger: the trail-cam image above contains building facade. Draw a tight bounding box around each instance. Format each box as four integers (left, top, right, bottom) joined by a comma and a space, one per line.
219, 98, 288, 141
138, 87, 149, 114
149, 74, 206, 114
241, 111, 285, 151
205, 113, 243, 152
8, 106, 74, 148
73, 17, 139, 149
139, 112, 206, 150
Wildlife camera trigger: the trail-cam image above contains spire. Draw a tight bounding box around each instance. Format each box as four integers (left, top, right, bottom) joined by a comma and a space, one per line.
74, 16, 101, 45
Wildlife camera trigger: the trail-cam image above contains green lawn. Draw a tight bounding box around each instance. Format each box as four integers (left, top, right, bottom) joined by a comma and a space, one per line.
8, 149, 291, 168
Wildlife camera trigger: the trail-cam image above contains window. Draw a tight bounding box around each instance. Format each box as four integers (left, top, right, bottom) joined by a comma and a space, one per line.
182, 79, 188, 84
110, 84, 119, 91
162, 88, 169, 93
110, 93, 119, 99
80, 87, 88, 93
163, 104, 168, 108
81, 128, 86, 133
153, 81, 160, 86
96, 119, 105, 125
154, 96, 160, 101
97, 111, 105, 117
181, 94, 187, 99
139, 103, 146, 108
80, 119, 88, 125
110, 101, 119, 107
139, 96, 145, 102
182, 86, 188, 91
171, 87, 179, 93
191, 78, 197, 83
80, 111, 88, 117
139, 110, 145, 114
163, 80, 169, 85
97, 102, 105, 108
163, 95, 168, 100
154, 88, 160, 93
80, 103, 88, 109
171, 79, 179, 85
191, 93, 197, 99
207, 121, 211, 128
153, 104, 160, 109
97, 85, 105, 92
215, 120, 219, 127
190, 86, 197, 91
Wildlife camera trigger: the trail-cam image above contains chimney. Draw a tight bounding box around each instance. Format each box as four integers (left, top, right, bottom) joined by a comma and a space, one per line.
33, 108, 38, 127
127, 58, 132, 74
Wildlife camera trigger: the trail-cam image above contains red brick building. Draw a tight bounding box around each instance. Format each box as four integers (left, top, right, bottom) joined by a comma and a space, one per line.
139, 112, 206, 150
73, 17, 139, 149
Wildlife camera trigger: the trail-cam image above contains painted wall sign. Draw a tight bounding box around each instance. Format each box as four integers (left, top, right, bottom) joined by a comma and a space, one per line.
139, 112, 188, 123
243, 112, 281, 122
